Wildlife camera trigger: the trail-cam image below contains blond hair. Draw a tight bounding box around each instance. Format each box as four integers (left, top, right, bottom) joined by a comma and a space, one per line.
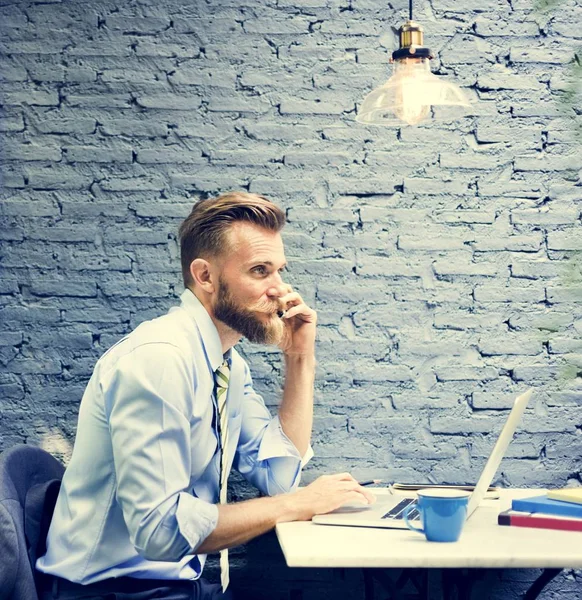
178, 191, 286, 287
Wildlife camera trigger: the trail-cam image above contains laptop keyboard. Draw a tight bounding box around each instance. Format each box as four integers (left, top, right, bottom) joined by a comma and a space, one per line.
381, 498, 420, 521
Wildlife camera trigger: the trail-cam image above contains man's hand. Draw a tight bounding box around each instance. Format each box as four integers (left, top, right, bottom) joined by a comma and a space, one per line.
280, 473, 377, 522
277, 286, 317, 356
196, 473, 376, 553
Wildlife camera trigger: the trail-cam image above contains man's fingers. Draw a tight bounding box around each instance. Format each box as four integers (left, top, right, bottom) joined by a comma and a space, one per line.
344, 487, 376, 505
276, 289, 318, 324
337, 481, 377, 504
360, 488, 377, 504
342, 491, 373, 506
282, 303, 314, 321
278, 291, 302, 309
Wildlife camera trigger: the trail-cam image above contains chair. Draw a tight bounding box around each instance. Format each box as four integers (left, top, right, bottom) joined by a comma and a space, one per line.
0, 444, 64, 600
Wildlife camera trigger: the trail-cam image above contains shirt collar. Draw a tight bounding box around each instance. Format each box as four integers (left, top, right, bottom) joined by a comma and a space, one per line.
179, 288, 231, 372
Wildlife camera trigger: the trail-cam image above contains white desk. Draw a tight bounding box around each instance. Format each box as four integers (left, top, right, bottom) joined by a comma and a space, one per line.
275, 489, 582, 599
276, 489, 582, 569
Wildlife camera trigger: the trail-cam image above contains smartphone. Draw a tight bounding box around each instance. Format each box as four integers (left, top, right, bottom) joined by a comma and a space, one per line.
392, 483, 500, 499
392, 483, 499, 492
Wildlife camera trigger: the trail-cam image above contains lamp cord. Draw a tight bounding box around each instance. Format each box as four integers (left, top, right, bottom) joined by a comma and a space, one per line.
409, 0, 413, 20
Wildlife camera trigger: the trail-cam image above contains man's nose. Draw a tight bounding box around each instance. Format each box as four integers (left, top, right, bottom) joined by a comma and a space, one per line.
266, 285, 285, 298
266, 276, 287, 298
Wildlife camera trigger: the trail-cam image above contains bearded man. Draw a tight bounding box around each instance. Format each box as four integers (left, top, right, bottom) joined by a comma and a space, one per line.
36, 192, 374, 600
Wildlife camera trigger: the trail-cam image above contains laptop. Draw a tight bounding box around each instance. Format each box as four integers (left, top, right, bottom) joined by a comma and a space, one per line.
312, 388, 533, 529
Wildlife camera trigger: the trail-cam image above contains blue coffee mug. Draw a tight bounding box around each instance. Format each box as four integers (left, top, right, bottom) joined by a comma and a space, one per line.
403, 489, 470, 542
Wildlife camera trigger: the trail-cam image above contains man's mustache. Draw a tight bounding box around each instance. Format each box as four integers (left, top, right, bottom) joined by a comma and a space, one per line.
249, 299, 283, 314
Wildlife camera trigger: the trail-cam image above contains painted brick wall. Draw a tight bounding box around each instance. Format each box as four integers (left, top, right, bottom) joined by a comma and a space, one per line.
1, 0, 581, 597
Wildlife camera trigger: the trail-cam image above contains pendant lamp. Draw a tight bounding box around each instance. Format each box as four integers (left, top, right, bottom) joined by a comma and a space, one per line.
356, 0, 469, 126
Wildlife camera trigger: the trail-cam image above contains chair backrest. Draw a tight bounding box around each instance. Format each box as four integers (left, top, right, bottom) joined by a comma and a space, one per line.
0, 445, 64, 600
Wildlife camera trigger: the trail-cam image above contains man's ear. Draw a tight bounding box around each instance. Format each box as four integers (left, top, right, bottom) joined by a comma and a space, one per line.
190, 258, 216, 293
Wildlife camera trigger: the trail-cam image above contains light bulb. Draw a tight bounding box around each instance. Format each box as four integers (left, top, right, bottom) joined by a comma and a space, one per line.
391, 59, 432, 125
356, 20, 470, 127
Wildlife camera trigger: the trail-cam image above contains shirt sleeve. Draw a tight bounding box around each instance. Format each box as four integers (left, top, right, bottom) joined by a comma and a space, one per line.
232, 361, 313, 496
103, 342, 218, 562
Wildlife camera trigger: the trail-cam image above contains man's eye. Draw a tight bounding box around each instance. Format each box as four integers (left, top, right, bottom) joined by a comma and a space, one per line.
252, 266, 267, 275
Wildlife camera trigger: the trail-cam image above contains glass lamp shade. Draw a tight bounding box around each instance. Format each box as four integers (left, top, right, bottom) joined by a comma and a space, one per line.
356, 57, 469, 126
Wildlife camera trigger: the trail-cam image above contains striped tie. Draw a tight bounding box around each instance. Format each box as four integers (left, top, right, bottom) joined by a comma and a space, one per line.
214, 359, 230, 592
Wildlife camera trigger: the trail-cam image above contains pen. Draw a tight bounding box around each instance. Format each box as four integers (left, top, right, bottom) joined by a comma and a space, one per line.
358, 479, 383, 487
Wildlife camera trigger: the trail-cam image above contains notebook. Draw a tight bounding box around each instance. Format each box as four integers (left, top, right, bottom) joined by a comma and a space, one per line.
499, 509, 582, 532
547, 488, 582, 505
512, 495, 582, 519
312, 388, 533, 530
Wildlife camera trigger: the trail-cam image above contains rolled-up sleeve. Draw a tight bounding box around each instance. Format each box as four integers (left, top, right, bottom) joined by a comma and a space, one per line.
104, 343, 218, 562
233, 363, 313, 496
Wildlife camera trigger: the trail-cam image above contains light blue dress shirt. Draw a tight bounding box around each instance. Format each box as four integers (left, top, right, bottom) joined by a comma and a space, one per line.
37, 289, 313, 584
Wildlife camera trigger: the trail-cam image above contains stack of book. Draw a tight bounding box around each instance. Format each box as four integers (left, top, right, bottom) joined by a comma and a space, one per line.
498, 488, 582, 532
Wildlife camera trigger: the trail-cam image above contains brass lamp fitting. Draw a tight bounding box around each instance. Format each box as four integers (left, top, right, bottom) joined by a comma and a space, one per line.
391, 20, 433, 61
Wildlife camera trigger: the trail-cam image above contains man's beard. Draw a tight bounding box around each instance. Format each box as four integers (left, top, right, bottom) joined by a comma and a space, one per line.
214, 277, 287, 346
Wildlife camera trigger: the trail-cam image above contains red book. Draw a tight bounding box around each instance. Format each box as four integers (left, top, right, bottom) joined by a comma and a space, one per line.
498, 509, 582, 532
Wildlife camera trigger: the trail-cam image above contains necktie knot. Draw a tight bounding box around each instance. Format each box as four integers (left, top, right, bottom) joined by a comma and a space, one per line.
215, 360, 230, 391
